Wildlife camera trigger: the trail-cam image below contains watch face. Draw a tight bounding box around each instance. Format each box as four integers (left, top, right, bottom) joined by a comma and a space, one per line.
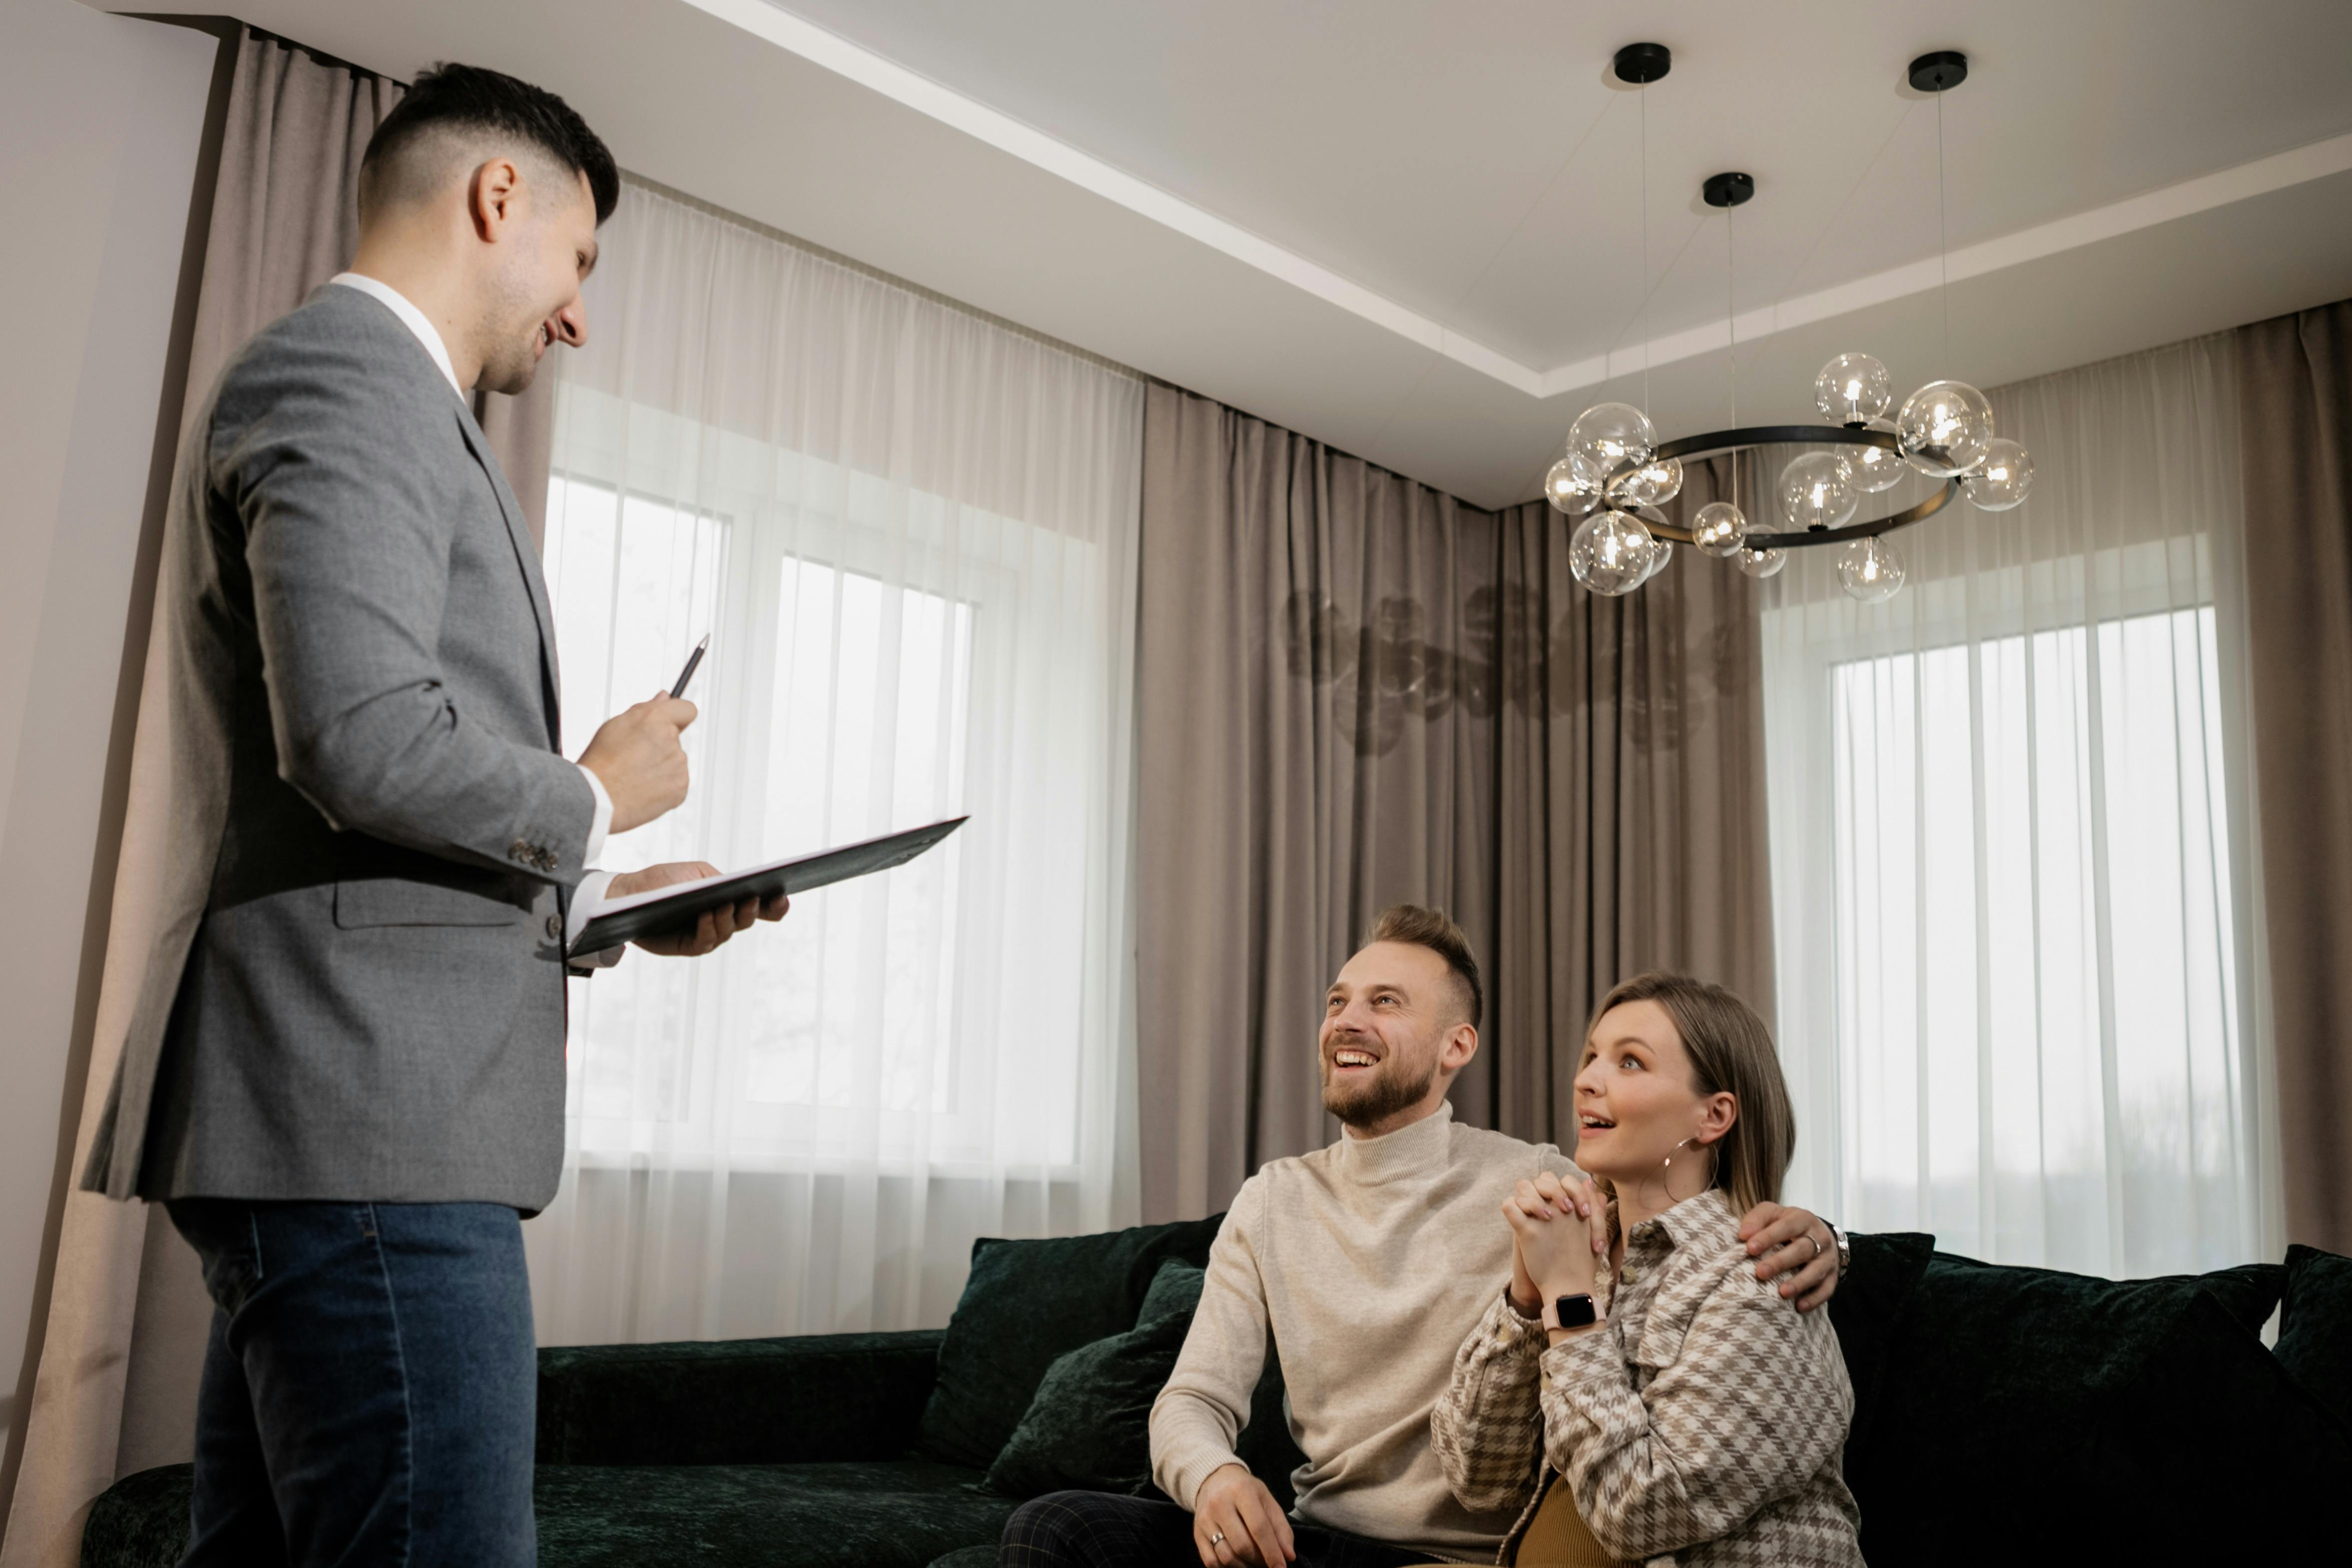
1554, 1293, 1598, 1328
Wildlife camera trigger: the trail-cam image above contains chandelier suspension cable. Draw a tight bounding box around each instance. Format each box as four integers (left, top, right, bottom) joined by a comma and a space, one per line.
1640, 81, 1652, 418
1725, 197, 1738, 512
1937, 86, 1950, 364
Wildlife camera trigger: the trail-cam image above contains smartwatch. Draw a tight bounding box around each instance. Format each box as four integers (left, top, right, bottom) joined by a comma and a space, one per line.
1543, 1292, 1599, 1332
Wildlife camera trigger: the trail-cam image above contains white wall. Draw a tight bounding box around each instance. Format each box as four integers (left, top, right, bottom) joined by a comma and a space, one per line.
0, 0, 220, 1528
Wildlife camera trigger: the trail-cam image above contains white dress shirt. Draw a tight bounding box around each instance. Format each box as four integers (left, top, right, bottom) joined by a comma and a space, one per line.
328, 273, 619, 956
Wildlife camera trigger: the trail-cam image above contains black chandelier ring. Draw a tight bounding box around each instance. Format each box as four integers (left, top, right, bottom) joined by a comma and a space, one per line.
1602, 425, 1963, 550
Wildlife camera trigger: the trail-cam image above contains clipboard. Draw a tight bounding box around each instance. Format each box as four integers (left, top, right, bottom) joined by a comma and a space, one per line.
569, 816, 967, 958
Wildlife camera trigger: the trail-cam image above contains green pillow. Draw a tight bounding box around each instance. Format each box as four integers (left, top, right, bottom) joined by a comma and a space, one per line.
1843, 1251, 2289, 1566
985, 1260, 1206, 1498
2276, 1243, 2352, 1433
919, 1215, 1224, 1469
1822, 1230, 1934, 1454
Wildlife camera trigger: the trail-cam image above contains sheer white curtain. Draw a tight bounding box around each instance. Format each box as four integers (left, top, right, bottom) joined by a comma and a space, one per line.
1762, 333, 2282, 1277
526, 181, 1146, 1345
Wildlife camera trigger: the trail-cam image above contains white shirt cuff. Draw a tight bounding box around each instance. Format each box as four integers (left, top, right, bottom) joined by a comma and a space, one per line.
577, 763, 614, 864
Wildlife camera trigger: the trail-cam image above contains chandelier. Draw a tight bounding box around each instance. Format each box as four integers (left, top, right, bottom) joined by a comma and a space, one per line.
1550, 46, 2035, 602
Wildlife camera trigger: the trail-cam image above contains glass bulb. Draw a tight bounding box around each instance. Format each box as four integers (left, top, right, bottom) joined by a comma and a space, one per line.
1634, 514, 1674, 583
1691, 501, 1749, 558
1815, 353, 1893, 426
1961, 438, 2034, 511
1607, 455, 1683, 509
1837, 535, 1905, 603
1545, 455, 1599, 514
1776, 451, 1858, 531
1850, 418, 1906, 494
1736, 546, 1787, 579
1568, 509, 1656, 596
1567, 403, 1657, 487
1896, 380, 1994, 477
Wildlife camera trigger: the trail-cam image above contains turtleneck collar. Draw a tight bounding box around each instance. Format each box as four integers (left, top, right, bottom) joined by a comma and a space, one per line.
1334, 1100, 1456, 1186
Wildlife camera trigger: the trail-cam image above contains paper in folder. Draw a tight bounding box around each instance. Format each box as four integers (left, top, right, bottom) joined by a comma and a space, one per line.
568, 816, 967, 959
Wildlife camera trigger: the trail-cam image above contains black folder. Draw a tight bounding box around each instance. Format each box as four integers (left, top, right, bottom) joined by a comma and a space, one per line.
568, 816, 967, 958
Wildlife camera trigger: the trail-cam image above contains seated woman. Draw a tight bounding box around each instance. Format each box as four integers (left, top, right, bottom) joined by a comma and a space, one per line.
1429, 973, 1862, 1567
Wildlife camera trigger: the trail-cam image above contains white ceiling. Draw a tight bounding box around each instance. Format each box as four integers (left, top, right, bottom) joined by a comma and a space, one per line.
123, 0, 2352, 508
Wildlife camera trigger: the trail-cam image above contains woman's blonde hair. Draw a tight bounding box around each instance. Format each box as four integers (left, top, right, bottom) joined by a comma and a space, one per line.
1582, 972, 1794, 1216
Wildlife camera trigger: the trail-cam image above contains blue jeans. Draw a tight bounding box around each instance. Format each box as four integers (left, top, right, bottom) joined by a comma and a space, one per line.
166, 1199, 538, 1568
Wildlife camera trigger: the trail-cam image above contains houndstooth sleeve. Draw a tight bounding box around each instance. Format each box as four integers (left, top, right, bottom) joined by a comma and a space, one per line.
1429, 1290, 1549, 1516
1537, 1264, 1854, 1563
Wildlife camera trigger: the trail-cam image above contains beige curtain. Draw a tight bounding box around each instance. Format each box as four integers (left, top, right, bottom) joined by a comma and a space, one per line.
1486, 463, 1774, 1150
1134, 382, 1771, 1220
2238, 300, 2352, 1256
1, 30, 552, 1566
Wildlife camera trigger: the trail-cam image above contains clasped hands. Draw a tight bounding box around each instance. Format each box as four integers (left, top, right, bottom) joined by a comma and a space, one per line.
579, 691, 788, 956
1501, 1171, 1843, 1322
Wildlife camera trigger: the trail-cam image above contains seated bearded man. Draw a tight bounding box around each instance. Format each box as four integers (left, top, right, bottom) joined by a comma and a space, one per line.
1001, 906, 1845, 1568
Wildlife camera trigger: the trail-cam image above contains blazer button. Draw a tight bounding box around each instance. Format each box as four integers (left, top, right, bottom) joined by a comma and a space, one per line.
510, 839, 533, 865
545, 914, 564, 941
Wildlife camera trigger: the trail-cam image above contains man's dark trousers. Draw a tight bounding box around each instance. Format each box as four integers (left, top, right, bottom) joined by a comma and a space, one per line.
168, 1199, 537, 1568
1002, 1492, 1430, 1568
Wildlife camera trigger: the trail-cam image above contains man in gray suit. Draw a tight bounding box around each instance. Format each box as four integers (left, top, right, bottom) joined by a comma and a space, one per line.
79, 65, 777, 1567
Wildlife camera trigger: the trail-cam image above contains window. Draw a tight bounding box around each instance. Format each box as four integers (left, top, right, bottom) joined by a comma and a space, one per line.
543, 469, 1025, 1162
1828, 608, 2247, 1271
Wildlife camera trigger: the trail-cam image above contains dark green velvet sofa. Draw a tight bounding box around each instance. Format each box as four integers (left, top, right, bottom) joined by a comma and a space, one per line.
82, 1220, 2348, 1568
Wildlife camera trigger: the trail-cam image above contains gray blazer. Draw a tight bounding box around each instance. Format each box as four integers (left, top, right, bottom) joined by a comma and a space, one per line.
82, 284, 594, 1211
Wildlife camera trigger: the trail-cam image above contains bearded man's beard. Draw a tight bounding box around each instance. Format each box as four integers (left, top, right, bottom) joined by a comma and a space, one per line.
1321, 1050, 1438, 1129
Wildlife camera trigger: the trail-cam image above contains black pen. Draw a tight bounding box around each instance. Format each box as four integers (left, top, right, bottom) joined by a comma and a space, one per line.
670, 633, 709, 699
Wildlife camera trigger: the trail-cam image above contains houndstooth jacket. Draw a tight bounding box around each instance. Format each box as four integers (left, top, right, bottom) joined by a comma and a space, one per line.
1428, 1187, 1864, 1567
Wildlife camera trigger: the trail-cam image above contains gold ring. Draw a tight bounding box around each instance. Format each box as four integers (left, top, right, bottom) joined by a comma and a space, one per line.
1210, 1532, 1225, 1547
1807, 1234, 1824, 1259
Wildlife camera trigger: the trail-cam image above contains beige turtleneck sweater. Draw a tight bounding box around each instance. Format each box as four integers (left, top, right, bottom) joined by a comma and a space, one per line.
1149, 1103, 1581, 1562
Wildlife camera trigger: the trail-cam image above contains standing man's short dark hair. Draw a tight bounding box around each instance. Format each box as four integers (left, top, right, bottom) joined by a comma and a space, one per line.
359, 62, 619, 224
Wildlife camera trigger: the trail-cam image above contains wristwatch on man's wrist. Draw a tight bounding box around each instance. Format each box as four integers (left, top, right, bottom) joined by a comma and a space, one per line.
1542, 1292, 1600, 1332
1825, 1221, 1852, 1275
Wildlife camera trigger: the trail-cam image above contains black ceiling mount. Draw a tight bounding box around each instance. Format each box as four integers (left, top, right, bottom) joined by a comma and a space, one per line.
1908, 49, 1968, 92
1702, 171, 1755, 208
1613, 42, 1672, 85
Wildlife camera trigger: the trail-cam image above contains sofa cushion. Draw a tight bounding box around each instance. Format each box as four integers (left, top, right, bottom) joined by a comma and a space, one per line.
919, 1213, 1224, 1468
985, 1261, 1206, 1498
83, 1460, 1017, 1568
537, 1329, 945, 1466
926, 1551, 1001, 1568
2276, 1243, 2352, 1431
1822, 1229, 1933, 1454
77, 1464, 189, 1568
534, 1459, 1014, 1568
2100, 1290, 2352, 1558
1843, 1252, 2292, 1567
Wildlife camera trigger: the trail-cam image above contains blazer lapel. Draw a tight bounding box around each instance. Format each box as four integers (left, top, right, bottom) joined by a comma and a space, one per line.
455, 404, 565, 749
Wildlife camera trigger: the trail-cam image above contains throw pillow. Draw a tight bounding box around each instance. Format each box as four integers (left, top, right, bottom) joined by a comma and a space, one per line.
2101, 1289, 2351, 1559
985, 1260, 1206, 1497
2276, 1243, 2352, 1432
919, 1214, 1225, 1469
1842, 1252, 2291, 1567
1822, 1230, 1934, 1455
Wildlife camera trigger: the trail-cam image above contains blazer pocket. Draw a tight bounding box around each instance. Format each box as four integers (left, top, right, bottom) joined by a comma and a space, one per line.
334, 876, 528, 929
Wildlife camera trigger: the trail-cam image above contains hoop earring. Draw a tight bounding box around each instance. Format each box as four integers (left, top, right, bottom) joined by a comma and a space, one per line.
1661, 1136, 1719, 1184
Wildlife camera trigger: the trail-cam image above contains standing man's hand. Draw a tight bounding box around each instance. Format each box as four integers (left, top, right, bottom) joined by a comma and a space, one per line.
1738, 1201, 1841, 1311
1193, 1463, 1294, 1568
579, 693, 696, 833
604, 862, 789, 956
